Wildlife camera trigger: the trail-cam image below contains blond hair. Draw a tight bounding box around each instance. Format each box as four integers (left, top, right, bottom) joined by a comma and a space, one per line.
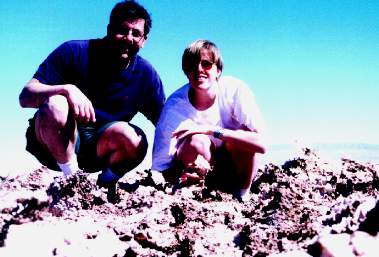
182, 39, 224, 77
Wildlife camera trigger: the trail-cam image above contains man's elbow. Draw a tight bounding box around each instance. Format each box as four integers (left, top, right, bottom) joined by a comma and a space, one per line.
255, 136, 267, 154
257, 132, 269, 154
20, 78, 41, 108
257, 144, 266, 154
19, 89, 30, 108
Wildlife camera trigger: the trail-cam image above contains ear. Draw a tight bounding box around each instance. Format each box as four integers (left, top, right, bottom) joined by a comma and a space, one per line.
140, 35, 148, 48
216, 68, 222, 79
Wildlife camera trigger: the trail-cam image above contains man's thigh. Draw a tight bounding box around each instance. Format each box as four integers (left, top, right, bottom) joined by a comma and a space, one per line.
94, 121, 148, 171
76, 121, 118, 172
25, 115, 61, 171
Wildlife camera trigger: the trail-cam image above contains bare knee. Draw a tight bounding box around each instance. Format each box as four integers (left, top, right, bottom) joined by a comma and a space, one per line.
188, 134, 212, 154
177, 134, 213, 166
97, 122, 148, 164
38, 95, 70, 126
104, 122, 144, 149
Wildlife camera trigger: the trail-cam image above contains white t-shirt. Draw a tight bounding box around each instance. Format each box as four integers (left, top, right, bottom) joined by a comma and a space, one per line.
152, 76, 264, 171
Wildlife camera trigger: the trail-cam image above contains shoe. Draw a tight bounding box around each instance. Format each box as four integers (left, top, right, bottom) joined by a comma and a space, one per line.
96, 176, 120, 203
96, 176, 116, 189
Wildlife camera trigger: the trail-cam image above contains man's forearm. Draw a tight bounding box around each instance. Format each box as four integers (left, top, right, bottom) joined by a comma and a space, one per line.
19, 78, 66, 108
215, 128, 266, 154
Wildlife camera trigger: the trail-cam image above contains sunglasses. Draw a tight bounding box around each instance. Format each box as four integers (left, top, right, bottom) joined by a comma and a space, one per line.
114, 27, 145, 41
199, 60, 214, 70
188, 59, 214, 71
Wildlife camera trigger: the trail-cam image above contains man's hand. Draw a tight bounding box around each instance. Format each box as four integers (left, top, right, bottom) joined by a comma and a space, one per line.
178, 155, 211, 187
63, 84, 96, 124
172, 122, 214, 141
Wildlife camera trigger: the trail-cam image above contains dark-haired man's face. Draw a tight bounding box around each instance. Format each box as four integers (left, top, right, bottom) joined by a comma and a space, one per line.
108, 18, 146, 63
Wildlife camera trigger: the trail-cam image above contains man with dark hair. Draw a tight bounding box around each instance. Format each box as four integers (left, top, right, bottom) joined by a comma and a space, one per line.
19, 0, 166, 188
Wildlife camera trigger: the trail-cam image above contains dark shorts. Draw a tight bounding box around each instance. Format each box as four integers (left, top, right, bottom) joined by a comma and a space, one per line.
25, 116, 144, 172
206, 145, 239, 192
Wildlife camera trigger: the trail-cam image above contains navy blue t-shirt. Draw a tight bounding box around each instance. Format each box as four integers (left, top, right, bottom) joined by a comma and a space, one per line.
34, 39, 166, 126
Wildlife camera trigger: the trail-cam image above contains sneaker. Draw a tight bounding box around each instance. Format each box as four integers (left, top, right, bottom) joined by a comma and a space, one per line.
96, 176, 116, 189
96, 169, 120, 189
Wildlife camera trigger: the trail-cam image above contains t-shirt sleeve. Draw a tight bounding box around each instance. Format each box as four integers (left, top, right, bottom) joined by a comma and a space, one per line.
151, 100, 178, 171
151, 88, 192, 172
33, 41, 73, 85
139, 65, 166, 126
141, 71, 166, 126
231, 78, 265, 133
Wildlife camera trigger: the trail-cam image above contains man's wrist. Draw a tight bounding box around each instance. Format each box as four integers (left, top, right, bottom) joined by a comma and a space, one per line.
60, 84, 70, 97
213, 128, 224, 139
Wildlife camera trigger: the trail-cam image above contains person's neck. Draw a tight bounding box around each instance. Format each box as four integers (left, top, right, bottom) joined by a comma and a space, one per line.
189, 86, 217, 111
109, 57, 131, 72
120, 58, 131, 70
105, 38, 132, 70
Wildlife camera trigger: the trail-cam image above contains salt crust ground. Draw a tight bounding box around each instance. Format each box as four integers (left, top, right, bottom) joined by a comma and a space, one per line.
1, 148, 379, 257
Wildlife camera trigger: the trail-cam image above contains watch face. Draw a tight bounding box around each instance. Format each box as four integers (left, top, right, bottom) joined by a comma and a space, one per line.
213, 130, 223, 139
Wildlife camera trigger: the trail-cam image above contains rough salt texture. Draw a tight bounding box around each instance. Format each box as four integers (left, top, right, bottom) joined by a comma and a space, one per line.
1, 148, 379, 256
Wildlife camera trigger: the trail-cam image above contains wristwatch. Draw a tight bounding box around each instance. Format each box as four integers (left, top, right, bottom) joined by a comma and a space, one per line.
213, 128, 224, 139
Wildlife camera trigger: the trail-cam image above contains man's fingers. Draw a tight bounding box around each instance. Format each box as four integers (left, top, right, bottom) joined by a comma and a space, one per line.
172, 130, 184, 138
178, 172, 201, 186
89, 105, 96, 122
72, 101, 95, 124
78, 104, 86, 121
84, 105, 91, 123
73, 105, 80, 117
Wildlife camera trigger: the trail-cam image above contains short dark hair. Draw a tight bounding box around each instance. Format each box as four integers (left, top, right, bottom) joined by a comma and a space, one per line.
109, 0, 152, 36
182, 39, 224, 77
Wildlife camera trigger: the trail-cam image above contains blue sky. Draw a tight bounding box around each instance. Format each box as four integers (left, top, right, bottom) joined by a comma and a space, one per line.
1, 0, 378, 173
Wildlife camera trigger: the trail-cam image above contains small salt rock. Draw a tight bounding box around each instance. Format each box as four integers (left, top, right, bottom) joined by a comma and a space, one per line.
92, 188, 105, 198
323, 183, 333, 194
351, 231, 379, 257
32, 190, 49, 203
269, 250, 312, 257
176, 231, 186, 241
353, 197, 377, 222
193, 239, 207, 255
165, 186, 174, 194
318, 233, 355, 257
180, 187, 196, 198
